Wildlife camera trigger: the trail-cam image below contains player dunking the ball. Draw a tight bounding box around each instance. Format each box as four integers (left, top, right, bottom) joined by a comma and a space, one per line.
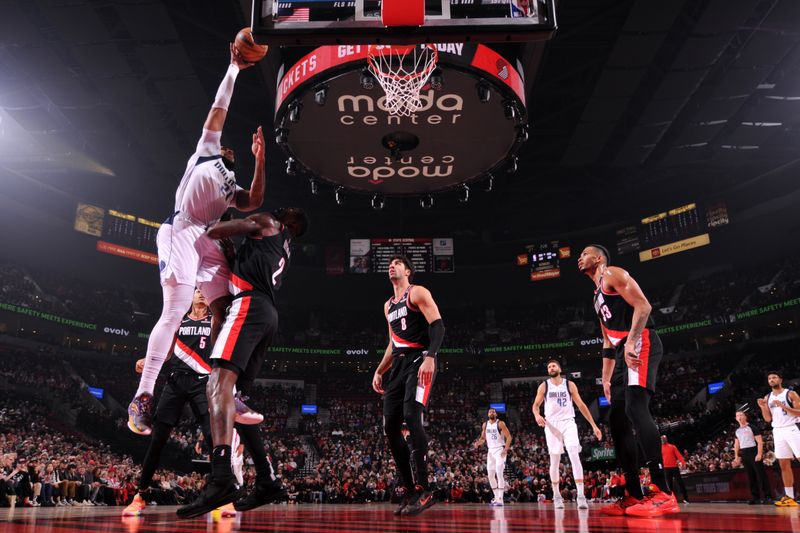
128, 44, 265, 436
532, 359, 602, 509
474, 408, 513, 506
578, 245, 679, 517
373, 256, 445, 516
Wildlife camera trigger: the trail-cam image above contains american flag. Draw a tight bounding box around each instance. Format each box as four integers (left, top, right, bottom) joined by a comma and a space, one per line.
278, 7, 311, 22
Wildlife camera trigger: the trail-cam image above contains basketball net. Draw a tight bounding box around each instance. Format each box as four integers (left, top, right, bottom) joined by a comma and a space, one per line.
366, 44, 438, 117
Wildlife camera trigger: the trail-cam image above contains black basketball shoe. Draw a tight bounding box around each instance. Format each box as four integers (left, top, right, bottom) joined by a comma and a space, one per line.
234, 479, 287, 511
177, 478, 239, 519
402, 485, 435, 516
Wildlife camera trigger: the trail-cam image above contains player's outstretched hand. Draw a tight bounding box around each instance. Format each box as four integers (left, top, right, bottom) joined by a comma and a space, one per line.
603, 381, 612, 403
534, 414, 546, 428
372, 372, 384, 395
135, 358, 145, 373
593, 426, 603, 441
230, 43, 254, 70
252, 126, 265, 161
756, 397, 768, 408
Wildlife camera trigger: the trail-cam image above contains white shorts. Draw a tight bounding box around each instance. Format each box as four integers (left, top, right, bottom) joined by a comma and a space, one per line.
773, 424, 800, 460
487, 447, 506, 473
544, 418, 580, 455
157, 215, 230, 303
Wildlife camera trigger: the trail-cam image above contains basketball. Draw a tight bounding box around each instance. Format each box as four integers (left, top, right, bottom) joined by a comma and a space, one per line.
234, 27, 268, 63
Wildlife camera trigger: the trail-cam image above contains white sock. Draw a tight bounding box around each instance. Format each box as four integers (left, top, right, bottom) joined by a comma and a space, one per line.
493, 489, 500, 501
553, 483, 560, 499
787, 487, 795, 499
136, 282, 195, 397
497, 489, 503, 501
577, 482, 584, 497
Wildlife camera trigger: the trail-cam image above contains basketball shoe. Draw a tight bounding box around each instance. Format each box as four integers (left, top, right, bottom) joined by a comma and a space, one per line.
234, 478, 286, 511
774, 495, 798, 507
218, 502, 237, 517
393, 489, 415, 516
234, 392, 263, 425
599, 495, 641, 516
122, 493, 146, 516
625, 487, 680, 517
127, 394, 153, 435
402, 485, 435, 516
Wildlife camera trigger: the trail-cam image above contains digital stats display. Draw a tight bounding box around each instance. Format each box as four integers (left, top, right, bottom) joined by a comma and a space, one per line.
349, 238, 454, 274
516, 241, 571, 282
74, 203, 160, 264
615, 201, 730, 262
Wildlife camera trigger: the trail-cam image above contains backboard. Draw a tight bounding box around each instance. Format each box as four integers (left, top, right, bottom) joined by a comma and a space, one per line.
251, 0, 557, 46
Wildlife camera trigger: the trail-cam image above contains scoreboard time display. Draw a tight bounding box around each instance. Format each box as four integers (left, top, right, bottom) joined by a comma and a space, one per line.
74, 203, 160, 264
349, 238, 454, 274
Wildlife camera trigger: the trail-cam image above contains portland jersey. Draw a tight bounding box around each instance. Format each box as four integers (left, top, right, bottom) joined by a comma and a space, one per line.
485, 420, 505, 450
229, 225, 291, 304
768, 389, 799, 428
173, 129, 242, 226
593, 274, 654, 347
544, 378, 575, 421
171, 313, 213, 375
387, 285, 429, 356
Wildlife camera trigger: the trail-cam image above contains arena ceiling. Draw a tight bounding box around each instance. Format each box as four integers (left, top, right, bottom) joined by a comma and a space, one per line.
1, 0, 799, 241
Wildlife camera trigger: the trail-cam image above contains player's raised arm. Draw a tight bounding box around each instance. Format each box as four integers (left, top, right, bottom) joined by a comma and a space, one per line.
234, 126, 266, 212
203, 44, 253, 134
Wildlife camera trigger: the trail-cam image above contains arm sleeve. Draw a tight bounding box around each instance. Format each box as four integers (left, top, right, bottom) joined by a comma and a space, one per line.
195, 128, 222, 157
426, 318, 444, 357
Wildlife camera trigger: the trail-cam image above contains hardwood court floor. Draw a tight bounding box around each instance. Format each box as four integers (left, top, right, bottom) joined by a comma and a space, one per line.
1, 502, 798, 533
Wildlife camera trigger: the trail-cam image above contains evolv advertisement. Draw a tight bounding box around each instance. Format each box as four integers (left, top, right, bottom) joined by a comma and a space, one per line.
275, 44, 526, 195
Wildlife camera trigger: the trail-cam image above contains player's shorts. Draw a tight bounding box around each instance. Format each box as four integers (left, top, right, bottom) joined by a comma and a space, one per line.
610, 328, 663, 393
157, 213, 230, 303
383, 350, 435, 418
544, 417, 580, 455
773, 424, 800, 459
210, 291, 278, 375
154, 370, 210, 427
487, 447, 506, 473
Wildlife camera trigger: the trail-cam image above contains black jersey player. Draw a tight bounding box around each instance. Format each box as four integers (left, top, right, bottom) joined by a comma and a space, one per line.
177, 208, 308, 518
372, 255, 445, 516
125, 289, 216, 515
578, 245, 679, 518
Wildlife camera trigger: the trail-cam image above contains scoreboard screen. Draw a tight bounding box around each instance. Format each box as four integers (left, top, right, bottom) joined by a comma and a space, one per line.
350, 238, 454, 274
75, 203, 160, 264
517, 241, 570, 281
614, 201, 730, 261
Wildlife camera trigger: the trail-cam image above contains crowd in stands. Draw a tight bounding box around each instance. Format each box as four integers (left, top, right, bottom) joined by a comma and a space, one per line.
2, 250, 799, 353
1, 247, 799, 508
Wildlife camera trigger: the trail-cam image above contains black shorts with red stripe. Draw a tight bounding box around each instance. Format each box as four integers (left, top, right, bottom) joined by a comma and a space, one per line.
610, 328, 663, 393
210, 291, 278, 376
154, 371, 210, 428
382, 350, 435, 418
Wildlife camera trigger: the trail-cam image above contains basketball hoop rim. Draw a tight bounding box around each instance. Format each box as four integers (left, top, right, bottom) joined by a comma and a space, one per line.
366, 44, 439, 82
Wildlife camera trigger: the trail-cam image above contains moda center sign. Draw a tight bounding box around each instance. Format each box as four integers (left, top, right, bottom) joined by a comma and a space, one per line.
275, 44, 527, 195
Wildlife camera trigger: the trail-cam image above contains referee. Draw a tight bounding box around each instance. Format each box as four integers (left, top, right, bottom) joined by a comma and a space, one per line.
732, 410, 772, 504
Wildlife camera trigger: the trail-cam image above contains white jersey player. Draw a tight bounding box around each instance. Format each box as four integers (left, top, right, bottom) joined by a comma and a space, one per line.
128, 43, 267, 436
757, 371, 800, 507
475, 408, 512, 506
532, 359, 602, 510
